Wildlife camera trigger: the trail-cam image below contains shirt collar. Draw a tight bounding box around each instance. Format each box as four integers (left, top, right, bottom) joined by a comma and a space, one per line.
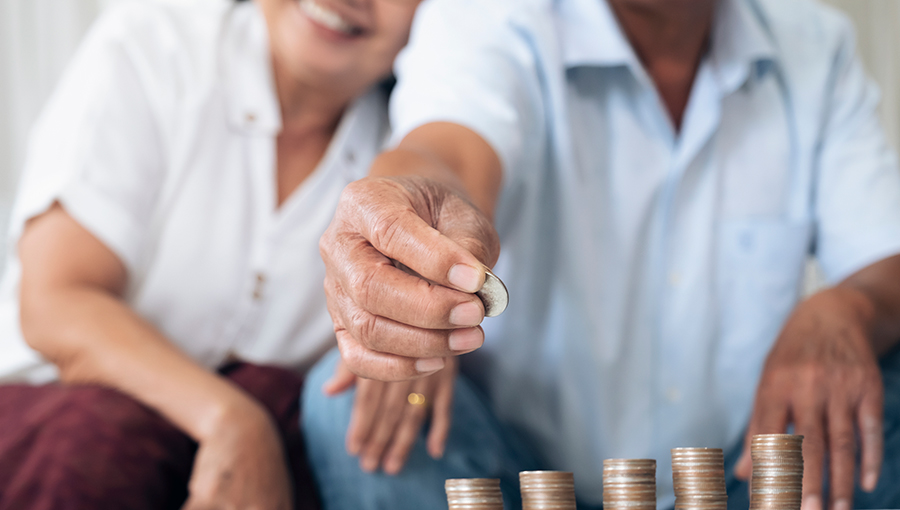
557, 0, 637, 68
222, 2, 282, 135
557, 0, 777, 79
710, 0, 777, 92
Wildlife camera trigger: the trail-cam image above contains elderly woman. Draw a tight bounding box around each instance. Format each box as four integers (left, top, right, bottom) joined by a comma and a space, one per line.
0, 0, 422, 508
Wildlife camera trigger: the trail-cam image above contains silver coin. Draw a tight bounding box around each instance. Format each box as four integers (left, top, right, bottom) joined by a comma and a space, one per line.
477, 269, 509, 317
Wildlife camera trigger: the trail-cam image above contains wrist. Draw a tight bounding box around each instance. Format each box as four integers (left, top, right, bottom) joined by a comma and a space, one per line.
834, 286, 878, 331
193, 385, 269, 442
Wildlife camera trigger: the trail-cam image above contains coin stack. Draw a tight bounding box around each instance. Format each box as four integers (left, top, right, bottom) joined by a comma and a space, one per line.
671, 448, 727, 510
602, 459, 656, 510
519, 471, 576, 510
750, 434, 804, 510
445, 478, 504, 510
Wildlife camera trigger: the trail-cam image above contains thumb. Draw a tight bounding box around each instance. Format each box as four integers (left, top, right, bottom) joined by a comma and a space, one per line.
323, 360, 358, 396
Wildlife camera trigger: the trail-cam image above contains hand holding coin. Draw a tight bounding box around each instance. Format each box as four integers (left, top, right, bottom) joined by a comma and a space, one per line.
320, 175, 505, 382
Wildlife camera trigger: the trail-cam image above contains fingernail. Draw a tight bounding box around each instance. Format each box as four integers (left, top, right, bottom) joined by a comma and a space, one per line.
360, 457, 378, 473
833, 499, 850, 510
384, 458, 401, 475
802, 495, 821, 510
450, 301, 483, 326
416, 357, 445, 373
448, 264, 481, 293
449, 327, 484, 352
346, 441, 359, 455
863, 471, 879, 492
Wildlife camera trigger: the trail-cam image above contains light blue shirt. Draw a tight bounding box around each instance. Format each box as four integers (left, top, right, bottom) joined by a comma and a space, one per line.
391, 0, 900, 506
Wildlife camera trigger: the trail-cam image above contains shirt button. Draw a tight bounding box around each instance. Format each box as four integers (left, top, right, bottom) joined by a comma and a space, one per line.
345, 151, 356, 164
253, 272, 266, 300
245, 112, 257, 124
666, 387, 682, 403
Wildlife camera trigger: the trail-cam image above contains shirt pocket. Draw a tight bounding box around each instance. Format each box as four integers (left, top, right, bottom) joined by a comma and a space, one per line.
715, 219, 812, 385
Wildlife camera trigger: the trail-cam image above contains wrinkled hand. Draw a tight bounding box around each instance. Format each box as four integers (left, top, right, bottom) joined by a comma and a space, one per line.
735, 288, 883, 510
324, 356, 457, 474
182, 400, 292, 510
320, 176, 500, 381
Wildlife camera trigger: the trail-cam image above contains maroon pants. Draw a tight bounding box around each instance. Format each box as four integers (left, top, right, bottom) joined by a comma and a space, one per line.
0, 363, 320, 510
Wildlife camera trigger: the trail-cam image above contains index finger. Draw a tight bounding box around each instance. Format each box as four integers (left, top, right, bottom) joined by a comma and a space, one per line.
345, 185, 486, 294
346, 378, 388, 456
735, 393, 789, 480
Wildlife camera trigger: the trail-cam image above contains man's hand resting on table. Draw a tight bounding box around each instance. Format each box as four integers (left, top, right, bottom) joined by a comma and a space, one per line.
320, 175, 500, 381
735, 287, 885, 510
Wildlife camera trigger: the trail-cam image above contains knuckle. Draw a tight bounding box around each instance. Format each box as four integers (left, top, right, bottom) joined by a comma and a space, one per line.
833, 436, 856, 457
349, 310, 381, 350
349, 264, 379, 311
369, 211, 407, 252
341, 179, 367, 205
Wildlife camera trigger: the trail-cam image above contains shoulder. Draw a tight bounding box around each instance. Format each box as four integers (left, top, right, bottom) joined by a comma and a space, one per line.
412, 0, 551, 45
83, 0, 234, 88
752, 0, 857, 68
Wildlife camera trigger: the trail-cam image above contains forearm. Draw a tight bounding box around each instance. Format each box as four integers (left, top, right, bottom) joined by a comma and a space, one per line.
370, 122, 503, 220
21, 286, 261, 441
839, 253, 900, 356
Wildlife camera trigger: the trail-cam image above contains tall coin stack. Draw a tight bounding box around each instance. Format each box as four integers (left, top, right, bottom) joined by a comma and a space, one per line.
671, 448, 727, 510
750, 434, 804, 510
602, 459, 656, 510
445, 478, 504, 510
519, 471, 576, 510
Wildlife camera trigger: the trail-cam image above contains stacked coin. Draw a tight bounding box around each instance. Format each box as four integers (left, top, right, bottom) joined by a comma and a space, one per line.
750, 434, 804, 510
445, 478, 504, 510
519, 471, 576, 510
602, 459, 656, 510
671, 448, 727, 510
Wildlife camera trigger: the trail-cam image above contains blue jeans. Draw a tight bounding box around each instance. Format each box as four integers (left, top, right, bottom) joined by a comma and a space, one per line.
302, 348, 900, 510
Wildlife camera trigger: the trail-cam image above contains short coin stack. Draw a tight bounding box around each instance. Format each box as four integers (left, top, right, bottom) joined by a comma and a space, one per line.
602, 459, 656, 510
519, 471, 576, 510
671, 448, 727, 510
750, 434, 804, 510
445, 478, 504, 510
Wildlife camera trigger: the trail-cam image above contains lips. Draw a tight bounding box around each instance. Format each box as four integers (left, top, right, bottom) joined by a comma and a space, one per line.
299, 0, 365, 36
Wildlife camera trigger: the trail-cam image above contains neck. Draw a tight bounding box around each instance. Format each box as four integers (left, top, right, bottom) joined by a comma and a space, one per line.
271, 57, 349, 139
608, 0, 716, 129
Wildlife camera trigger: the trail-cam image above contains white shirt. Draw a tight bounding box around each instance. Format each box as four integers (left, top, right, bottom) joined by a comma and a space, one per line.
0, 0, 389, 383
392, 0, 900, 506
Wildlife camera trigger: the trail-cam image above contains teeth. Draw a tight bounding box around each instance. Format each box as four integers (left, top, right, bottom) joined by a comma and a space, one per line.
300, 0, 356, 35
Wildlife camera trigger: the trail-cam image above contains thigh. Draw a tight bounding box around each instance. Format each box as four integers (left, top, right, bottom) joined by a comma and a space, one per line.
302, 349, 542, 510
0, 384, 194, 510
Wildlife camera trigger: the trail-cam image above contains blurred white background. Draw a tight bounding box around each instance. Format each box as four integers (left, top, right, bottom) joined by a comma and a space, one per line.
0, 0, 898, 273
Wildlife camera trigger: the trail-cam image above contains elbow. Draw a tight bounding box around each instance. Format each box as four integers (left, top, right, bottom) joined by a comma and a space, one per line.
18, 285, 81, 376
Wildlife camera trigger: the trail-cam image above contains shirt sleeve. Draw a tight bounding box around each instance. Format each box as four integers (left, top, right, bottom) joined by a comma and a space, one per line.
388, 0, 545, 183
8, 3, 167, 275
814, 18, 900, 283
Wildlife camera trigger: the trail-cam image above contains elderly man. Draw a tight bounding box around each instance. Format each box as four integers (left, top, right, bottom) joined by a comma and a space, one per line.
304, 0, 900, 509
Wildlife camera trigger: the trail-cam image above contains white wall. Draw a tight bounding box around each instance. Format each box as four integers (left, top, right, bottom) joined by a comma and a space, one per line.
0, 0, 118, 262
823, 0, 900, 153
